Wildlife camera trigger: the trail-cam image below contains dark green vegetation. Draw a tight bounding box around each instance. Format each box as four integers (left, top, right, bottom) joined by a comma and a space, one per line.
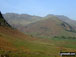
0, 12, 76, 57
0, 12, 11, 27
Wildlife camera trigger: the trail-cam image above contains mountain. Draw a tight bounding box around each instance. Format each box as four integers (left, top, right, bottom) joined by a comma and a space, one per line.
3, 13, 42, 28
56, 15, 76, 30
3, 13, 76, 37
46, 14, 76, 31
0, 11, 31, 51
0, 12, 76, 57
20, 15, 76, 37
0, 12, 45, 56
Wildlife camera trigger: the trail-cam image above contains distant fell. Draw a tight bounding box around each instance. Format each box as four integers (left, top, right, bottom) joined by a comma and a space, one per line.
21, 16, 76, 37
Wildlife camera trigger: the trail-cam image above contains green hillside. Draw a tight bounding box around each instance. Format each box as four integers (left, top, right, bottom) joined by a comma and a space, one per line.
0, 26, 76, 57
21, 16, 76, 37
0, 12, 76, 57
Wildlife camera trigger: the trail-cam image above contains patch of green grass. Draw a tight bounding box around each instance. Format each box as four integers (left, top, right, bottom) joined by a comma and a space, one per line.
0, 32, 76, 57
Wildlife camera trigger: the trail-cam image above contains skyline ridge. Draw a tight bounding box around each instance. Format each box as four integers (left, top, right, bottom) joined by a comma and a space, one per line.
0, 0, 76, 20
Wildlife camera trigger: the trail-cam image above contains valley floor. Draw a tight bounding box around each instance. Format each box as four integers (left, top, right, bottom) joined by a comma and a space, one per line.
0, 32, 76, 57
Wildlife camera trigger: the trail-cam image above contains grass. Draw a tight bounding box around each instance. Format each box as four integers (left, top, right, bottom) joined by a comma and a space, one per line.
0, 29, 76, 57
0, 14, 76, 57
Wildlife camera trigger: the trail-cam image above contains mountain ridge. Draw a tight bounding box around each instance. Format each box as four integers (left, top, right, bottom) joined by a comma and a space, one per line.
0, 12, 76, 57
3, 13, 76, 37
20, 16, 76, 37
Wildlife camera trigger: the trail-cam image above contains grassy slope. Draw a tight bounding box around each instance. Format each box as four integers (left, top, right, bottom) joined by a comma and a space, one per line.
22, 16, 76, 37
0, 26, 76, 57
0, 14, 76, 57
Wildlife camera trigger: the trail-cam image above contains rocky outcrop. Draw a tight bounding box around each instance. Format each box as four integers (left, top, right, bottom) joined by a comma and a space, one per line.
0, 12, 11, 27
61, 22, 75, 32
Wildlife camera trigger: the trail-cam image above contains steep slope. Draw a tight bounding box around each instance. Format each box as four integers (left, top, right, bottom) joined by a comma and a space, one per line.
0, 12, 11, 27
3, 13, 42, 28
56, 15, 76, 30
0, 12, 76, 57
21, 16, 76, 37
0, 12, 29, 50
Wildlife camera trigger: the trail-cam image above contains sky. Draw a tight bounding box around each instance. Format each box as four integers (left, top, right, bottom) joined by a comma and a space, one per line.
0, 0, 76, 20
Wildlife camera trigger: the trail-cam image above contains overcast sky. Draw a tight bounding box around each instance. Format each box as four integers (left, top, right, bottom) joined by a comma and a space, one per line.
0, 0, 76, 20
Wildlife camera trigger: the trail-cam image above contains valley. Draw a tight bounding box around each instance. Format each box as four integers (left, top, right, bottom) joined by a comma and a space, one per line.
0, 12, 76, 57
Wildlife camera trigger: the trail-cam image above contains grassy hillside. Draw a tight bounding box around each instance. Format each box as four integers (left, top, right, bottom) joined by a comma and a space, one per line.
0, 12, 76, 57
21, 16, 76, 37
0, 26, 76, 57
